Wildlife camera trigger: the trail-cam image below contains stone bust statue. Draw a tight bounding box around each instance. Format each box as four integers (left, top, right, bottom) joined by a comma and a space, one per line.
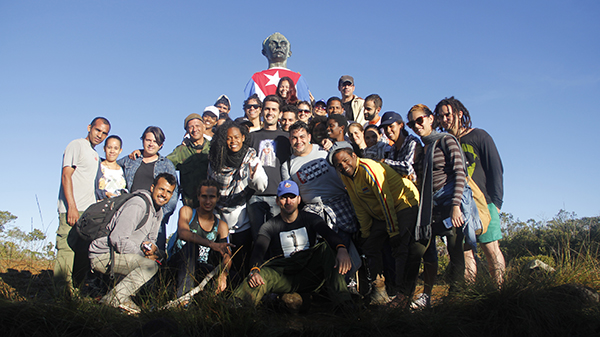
262, 32, 291, 69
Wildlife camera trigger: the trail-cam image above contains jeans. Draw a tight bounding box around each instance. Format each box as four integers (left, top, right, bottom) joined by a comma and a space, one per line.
247, 195, 280, 240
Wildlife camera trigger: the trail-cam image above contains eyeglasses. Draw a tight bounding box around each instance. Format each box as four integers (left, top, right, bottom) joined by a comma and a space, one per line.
298, 109, 311, 114
407, 115, 428, 129
245, 104, 261, 110
314, 105, 326, 110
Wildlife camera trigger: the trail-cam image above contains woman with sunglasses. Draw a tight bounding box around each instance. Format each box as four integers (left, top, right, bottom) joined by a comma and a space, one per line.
243, 94, 263, 132
406, 104, 469, 308
208, 120, 268, 282
295, 100, 313, 124
434, 96, 505, 287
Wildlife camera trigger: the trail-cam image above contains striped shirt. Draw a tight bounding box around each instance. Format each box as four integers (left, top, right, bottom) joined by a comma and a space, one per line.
432, 136, 466, 206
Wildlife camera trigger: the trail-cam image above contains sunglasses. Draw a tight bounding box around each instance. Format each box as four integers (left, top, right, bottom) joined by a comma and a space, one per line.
245, 104, 261, 110
407, 115, 428, 129
298, 109, 311, 114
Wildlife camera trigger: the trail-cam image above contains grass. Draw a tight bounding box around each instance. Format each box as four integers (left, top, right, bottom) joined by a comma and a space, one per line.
1, 253, 599, 337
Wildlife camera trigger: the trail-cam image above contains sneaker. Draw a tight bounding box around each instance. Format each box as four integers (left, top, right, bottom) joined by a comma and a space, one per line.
118, 299, 141, 315
100, 293, 141, 315
347, 278, 360, 296
410, 293, 430, 310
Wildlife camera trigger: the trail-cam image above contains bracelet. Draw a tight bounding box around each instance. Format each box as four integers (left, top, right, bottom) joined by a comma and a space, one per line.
336, 244, 347, 250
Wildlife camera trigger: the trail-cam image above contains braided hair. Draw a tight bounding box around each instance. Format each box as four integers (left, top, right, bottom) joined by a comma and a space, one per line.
433, 96, 472, 135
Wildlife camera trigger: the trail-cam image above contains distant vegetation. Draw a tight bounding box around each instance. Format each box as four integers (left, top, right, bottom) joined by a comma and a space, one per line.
0, 211, 54, 260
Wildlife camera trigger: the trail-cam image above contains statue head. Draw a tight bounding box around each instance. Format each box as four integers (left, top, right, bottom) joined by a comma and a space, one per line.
262, 32, 292, 68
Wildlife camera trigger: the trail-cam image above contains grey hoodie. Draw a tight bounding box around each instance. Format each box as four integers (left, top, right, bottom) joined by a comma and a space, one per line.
88, 190, 163, 259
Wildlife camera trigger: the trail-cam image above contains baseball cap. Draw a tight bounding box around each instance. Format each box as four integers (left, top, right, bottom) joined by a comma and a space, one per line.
202, 106, 220, 119
277, 180, 300, 197
234, 117, 253, 127
379, 111, 403, 128
315, 99, 326, 107
338, 75, 354, 86
326, 141, 353, 166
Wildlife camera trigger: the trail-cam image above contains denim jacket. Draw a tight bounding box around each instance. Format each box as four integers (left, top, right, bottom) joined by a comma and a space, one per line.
433, 180, 481, 251
117, 154, 179, 216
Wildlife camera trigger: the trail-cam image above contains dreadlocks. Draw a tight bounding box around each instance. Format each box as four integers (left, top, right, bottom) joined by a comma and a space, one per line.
209, 120, 251, 172
434, 96, 472, 135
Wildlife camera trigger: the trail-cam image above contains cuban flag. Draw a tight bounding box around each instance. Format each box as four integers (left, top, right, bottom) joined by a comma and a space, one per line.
244, 67, 311, 102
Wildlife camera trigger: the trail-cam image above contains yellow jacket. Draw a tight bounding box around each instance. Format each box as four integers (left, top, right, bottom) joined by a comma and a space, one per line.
340, 158, 419, 238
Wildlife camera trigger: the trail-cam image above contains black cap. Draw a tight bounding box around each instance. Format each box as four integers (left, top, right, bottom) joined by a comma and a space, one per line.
379, 111, 402, 128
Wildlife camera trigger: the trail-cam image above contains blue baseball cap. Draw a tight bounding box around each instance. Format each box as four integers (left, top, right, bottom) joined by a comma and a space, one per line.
277, 180, 300, 197
379, 111, 403, 128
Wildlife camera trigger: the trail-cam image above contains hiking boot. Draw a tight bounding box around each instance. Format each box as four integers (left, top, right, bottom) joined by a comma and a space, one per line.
281, 292, 303, 313
410, 293, 431, 310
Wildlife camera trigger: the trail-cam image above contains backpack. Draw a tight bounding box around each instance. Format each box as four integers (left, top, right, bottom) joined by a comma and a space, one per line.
437, 135, 491, 235
76, 191, 152, 278
76, 192, 152, 242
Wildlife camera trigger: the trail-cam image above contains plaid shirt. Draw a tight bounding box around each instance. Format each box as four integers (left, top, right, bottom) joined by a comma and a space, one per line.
383, 134, 422, 181
303, 193, 358, 234
208, 148, 264, 209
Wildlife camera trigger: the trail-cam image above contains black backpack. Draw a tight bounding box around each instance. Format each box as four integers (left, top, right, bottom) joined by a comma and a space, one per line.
76, 191, 152, 242
76, 191, 153, 279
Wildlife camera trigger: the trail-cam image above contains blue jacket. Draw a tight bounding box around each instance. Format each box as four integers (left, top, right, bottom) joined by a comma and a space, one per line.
117, 154, 179, 216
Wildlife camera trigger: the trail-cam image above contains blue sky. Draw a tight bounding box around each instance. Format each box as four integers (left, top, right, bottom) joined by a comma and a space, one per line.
1, 1, 599, 241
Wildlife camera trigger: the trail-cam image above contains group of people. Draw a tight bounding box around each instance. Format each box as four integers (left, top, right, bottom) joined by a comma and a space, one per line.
54, 31, 504, 313
54, 84, 504, 313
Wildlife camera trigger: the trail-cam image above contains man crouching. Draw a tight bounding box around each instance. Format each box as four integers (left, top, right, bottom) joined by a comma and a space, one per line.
233, 180, 352, 308
88, 173, 177, 313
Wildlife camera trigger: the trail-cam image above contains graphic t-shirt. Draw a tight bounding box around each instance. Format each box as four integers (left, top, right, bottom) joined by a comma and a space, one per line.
281, 145, 346, 203
459, 128, 504, 208
250, 211, 344, 267
98, 163, 127, 196
251, 129, 291, 196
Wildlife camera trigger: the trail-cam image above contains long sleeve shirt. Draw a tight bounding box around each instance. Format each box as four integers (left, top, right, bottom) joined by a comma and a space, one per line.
339, 158, 420, 238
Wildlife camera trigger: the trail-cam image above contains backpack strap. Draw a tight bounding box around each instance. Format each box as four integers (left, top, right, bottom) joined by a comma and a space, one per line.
108, 192, 153, 279
436, 134, 468, 175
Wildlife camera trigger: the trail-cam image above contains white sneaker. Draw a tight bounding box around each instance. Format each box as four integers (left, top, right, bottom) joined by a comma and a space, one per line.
410, 293, 430, 310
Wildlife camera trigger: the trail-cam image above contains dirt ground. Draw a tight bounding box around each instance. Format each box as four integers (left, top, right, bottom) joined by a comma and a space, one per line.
0, 258, 449, 305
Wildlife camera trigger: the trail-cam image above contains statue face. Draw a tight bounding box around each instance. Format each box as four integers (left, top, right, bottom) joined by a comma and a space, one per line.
263, 33, 291, 63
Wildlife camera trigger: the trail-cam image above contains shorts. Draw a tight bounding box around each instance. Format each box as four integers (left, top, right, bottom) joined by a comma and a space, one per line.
477, 203, 502, 243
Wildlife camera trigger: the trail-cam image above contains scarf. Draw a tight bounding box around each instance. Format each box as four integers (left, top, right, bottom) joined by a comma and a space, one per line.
224, 144, 249, 169
415, 130, 446, 242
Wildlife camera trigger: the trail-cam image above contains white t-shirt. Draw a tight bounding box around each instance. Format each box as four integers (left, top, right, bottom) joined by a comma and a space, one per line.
57, 138, 100, 213
281, 145, 346, 203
